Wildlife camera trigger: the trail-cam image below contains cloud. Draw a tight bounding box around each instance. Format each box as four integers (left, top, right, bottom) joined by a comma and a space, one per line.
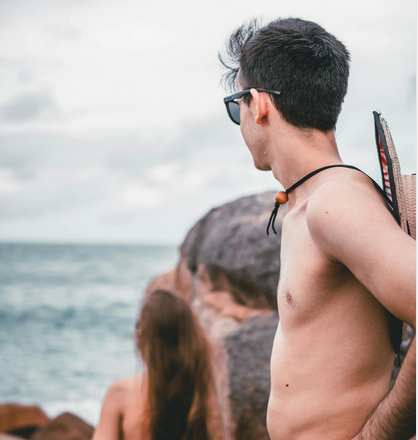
104, 114, 243, 178
0, 115, 275, 236
0, 94, 415, 244
17, 69, 34, 83
0, 133, 51, 179
0, 101, 415, 238
121, 185, 164, 209
0, 90, 60, 122
43, 25, 82, 41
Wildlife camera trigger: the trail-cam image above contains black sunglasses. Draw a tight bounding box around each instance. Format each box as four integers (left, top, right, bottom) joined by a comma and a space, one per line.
223, 88, 281, 125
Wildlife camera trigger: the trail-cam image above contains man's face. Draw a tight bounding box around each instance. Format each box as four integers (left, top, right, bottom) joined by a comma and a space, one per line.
237, 75, 271, 171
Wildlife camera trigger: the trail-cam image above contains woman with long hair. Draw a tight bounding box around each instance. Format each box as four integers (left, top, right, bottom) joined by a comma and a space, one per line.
93, 289, 223, 440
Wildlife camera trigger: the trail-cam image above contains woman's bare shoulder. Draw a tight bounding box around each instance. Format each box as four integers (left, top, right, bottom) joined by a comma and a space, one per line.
109, 373, 145, 396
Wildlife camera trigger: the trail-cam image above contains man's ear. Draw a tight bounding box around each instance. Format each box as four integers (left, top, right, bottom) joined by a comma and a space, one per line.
250, 88, 269, 125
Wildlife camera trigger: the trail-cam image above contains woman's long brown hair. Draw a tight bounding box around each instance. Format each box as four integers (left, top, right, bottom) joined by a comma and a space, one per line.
136, 290, 221, 440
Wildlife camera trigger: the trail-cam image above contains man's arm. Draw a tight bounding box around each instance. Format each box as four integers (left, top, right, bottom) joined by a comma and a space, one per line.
306, 178, 416, 440
354, 338, 416, 440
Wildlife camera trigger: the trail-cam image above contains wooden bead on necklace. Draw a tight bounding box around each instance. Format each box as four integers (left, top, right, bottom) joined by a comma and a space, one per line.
275, 191, 288, 205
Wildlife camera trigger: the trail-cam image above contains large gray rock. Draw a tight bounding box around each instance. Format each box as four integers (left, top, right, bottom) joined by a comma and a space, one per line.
225, 313, 279, 440
181, 192, 285, 310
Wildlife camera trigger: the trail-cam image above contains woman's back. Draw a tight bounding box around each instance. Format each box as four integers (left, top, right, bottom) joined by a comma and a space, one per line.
93, 374, 148, 440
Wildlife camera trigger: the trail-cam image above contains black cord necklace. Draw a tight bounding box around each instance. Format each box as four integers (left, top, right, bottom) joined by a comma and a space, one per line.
266, 164, 392, 235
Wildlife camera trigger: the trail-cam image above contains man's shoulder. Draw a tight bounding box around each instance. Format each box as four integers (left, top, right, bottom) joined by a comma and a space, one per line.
306, 172, 379, 219
313, 168, 379, 202
305, 171, 397, 255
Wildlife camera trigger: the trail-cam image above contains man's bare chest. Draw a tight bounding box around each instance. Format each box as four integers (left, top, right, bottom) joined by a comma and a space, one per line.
277, 211, 347, 324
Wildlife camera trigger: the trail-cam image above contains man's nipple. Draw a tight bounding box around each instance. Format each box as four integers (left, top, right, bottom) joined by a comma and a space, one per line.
286, 292, 293, 304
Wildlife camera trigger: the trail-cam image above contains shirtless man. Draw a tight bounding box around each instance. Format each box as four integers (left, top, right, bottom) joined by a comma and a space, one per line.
220, 18, 416, 440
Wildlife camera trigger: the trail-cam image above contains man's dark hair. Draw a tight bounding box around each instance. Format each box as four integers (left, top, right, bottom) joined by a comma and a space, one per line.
219, 18, 350, 132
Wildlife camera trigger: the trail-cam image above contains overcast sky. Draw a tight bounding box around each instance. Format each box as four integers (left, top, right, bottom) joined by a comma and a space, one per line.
0, 0, 416, 245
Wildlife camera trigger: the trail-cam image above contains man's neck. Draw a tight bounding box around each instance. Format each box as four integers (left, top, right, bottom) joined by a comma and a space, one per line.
268, 124, 343, 191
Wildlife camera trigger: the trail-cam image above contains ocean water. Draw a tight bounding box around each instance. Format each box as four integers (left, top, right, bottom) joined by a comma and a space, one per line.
0, 242, 179, 426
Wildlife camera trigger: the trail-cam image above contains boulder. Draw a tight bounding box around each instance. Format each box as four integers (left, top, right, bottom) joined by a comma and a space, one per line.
0, 435, 26, 440
145, 192, 284, 440
180, 191, 284, 311
225, 313, 279, 440
30, 413, 93, 440
0, 404, 49, 439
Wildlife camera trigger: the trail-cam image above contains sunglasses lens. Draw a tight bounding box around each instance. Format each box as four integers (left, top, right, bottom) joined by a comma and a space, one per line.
227, 101, 240, 125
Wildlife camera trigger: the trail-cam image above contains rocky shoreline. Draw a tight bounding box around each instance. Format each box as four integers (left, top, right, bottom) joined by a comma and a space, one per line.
0, 405, 93, 440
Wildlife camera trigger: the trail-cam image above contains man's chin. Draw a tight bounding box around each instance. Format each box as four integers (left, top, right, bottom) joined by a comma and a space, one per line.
254, 161, 271, 171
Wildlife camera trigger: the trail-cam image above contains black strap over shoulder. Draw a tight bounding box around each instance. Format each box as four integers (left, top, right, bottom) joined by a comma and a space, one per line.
266, 164, 393, 236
